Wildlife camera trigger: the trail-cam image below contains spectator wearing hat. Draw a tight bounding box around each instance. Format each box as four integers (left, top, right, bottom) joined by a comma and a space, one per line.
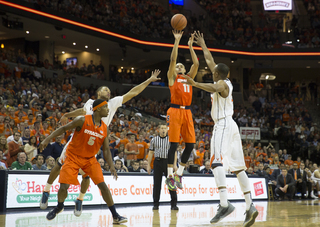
125, 133, 139, 167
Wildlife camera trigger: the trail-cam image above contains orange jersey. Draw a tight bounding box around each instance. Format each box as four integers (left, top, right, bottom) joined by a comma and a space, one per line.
169, 74, 192, 106
66, 115, 108, 158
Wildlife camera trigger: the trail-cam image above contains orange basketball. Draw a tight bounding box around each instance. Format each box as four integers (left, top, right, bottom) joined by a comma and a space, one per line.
171, 14, 187, 31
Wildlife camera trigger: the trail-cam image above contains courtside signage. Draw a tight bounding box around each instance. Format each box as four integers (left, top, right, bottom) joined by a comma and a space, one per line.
263, 0, 292, 11
240, 127, 261, 140
6, 174, 267, 208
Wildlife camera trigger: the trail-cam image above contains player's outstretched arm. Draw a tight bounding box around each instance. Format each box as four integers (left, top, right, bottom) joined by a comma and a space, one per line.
122, 69, 161, 104
167, 30, 183, 86
181, 75, 227, 94
59, 108, 86, 124
194, 31, 216, 73
40, 116, 85, 151
187, 32, 199, 79
103, 136, 118, 180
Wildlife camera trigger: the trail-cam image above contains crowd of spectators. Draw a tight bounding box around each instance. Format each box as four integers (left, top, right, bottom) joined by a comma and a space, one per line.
21, 0, 288, 49
25, 0, 199, 40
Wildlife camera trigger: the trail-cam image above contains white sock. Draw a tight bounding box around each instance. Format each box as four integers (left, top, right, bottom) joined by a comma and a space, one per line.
311, 190, 314, 197
236, 171, 252, 210
44, 183, 52, 192
78, 192, 85, 200
244, 193, 252, 210
176, 164, 185, 176
168, 167, 173, 177
219, 189, 228, 207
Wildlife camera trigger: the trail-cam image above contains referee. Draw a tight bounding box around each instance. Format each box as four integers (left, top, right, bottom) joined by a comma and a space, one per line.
147, 124, 178, 210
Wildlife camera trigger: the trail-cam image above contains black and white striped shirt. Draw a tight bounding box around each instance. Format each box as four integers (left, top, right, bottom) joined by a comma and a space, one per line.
149, 135, 170, 159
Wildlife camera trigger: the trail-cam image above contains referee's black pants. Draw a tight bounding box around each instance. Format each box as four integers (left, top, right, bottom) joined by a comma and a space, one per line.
153, 158, 177, 207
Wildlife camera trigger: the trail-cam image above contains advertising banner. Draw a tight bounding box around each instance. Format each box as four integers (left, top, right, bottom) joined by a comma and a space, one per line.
263, 0, 292, 11
7, 174, 267, 208
240, 127, 261, 140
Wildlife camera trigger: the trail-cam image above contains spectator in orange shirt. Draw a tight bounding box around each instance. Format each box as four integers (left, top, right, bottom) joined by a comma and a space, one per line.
293, 156, 301, 168
42, 121, 51, 137
128, 123, 138, 134
27, 113, 35, 127
284, 155, 294, 167
273, 155, 281, 166
194, 145, 205, 166
15, 112, 27, 125
0, 106, 7, 116
125, 134, 139, 167
31, 121, 44, 142
15, 104, 27, 117
282, 110, 290, 122
48, 118, 57, 131
8, 109, 16, 120
62, 78, 72, 94
135, 133, 148, 161
255, 142, 262, 150
117, 132, 129, 148
244, 149, 252, 169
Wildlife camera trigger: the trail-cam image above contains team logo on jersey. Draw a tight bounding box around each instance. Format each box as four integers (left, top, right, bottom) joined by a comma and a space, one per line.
84, 129, 104, 139
177, 79, 187, 83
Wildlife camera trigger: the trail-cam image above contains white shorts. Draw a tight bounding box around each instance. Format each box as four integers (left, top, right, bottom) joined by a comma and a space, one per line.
211, 116, 246, 172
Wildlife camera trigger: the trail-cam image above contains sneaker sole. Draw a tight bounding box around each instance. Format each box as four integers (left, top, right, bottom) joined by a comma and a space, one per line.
46, 208, 64, 221
210, 205, 235, 224
243, 210, 259, 227
113, 218, 128, 224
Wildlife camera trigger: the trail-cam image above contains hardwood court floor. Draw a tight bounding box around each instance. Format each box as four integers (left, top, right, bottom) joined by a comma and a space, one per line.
1, 200, 320, 227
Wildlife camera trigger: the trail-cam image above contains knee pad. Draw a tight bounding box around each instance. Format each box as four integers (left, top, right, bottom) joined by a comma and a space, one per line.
213, 166, 226, 188
237, 170, 251, 193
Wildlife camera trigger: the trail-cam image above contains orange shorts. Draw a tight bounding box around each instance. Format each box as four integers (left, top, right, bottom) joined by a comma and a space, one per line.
166, 107, 195, 143
59, 152, 104, 185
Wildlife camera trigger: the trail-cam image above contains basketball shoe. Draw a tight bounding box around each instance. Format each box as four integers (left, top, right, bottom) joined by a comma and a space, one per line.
243, 203, 259, 227
165, 175, 177, 191
210, 201, 235, 224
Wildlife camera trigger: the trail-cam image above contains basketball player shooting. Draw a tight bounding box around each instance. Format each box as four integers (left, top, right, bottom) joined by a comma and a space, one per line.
181, 31, 258, 227
39, 99, 127, 224
165, 30, 199, 191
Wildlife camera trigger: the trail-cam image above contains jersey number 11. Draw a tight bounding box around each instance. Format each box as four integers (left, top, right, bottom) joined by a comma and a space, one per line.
183, 84, 190, 93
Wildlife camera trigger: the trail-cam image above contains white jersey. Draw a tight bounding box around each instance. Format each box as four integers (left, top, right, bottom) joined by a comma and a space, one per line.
59, 96, 123, 164
211, 79, 233, 122
83, 96, 123, 126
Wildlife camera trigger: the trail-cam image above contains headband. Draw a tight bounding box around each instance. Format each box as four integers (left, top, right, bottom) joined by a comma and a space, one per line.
92, 101, 108, 111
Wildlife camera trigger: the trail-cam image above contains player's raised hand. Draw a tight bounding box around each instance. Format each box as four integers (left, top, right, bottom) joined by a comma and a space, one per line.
194, 31, 206, 47
149, 69, 161, 82
181, 74, 197, 86
39, 139, 50, 152
172, 30, 183, 40
110, 166, 118, 180
188, 32, 195, 46
59, 115, 68, 125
